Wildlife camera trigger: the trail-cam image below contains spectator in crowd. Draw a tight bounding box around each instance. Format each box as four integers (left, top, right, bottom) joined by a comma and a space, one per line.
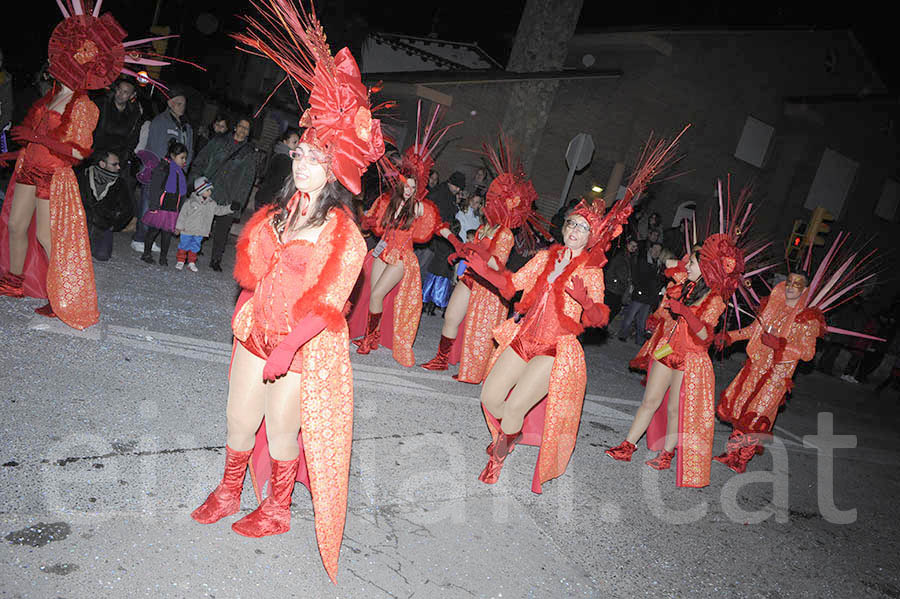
75, 149, 134, 261
618, 240, 663, 343
255, 127, 300, 208
423, 170, 465, 314
91, 78, 142, 170
0, 48, 12, 153
141, 140, 188, 266
195, 113, 229, 154
605, 238, 637, 324
189, 116, 257, 271
427, 169, 440, 192
174, 176, 217, 272
455, 190, 483, 240
469, 166, 490, 197
635, 209, 663, 241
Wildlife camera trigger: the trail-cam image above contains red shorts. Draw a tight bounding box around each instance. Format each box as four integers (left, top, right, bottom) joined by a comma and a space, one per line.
510, 334, 557, 362
16, 160, 55, 199
238, 330, 304, 374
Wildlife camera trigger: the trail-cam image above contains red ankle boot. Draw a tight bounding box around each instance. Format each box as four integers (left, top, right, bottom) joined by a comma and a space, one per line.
478, 431, 520, 484
713, 431, 743, 469
191, 446, 253, 524
605, 440, 637, 461
354, 311, 382, 354
34, 302, 57, 318
646, 449, 676, 470
0, 272, 25, 298
232, 455, 300, 537
421, 335, 454, 370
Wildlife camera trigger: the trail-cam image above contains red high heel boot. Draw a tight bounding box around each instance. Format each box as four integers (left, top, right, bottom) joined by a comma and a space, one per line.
421, 335, 454, 370
713, 431, 744, 469
232, 455, 300, 537
0, 272, 25, 298
646, 449, 676, 470
729, 433, 761, 474
478, 431, 520, 484
191, 446, 253, 524
34, 303, 57, 318
353, 311, 382, 354
605, 440, 637, 461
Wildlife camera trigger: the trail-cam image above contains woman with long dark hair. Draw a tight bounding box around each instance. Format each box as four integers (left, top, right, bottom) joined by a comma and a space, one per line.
191, 0, 386, 583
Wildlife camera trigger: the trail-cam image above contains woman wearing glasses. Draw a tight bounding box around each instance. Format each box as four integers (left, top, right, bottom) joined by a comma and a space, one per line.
463, 199, 611, 491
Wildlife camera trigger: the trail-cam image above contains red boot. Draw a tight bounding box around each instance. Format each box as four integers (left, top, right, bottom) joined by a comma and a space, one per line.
0, 272, 25, 298
730, 434, 762, 474
354, 311, 382, 354
34, 303, 57, 318
421, 335, 454, 370
713, 430, 743, 469
191, 445, 253, 524
232, 455, 300, 537
646, 449, 676, 470
478, 431, 520, 484
605, 440, 637, 461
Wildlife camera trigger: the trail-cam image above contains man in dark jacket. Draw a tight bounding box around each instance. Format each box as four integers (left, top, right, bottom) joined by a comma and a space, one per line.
605, 239, 637, 324
618, 241, 663, 343
255, 127, 300, 207
76, 149, 134, 261
189, 117, 258, 271
422, 171, 464, 312
92, 79, 142, 166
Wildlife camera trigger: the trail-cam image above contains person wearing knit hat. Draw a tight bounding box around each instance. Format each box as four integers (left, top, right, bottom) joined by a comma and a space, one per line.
174, 176, 218, 272
190, 0, 388, 583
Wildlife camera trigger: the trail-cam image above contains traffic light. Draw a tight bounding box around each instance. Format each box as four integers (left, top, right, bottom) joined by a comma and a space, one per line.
805, 206, 834, 246
785, 219, 807, 261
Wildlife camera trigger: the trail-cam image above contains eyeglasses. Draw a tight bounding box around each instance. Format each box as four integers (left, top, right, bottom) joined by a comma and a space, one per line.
289, 147, 326, 166
563, 219, 590, 234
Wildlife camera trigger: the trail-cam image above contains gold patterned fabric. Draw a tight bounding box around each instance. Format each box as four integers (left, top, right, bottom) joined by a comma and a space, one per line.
455, 225, 514, 383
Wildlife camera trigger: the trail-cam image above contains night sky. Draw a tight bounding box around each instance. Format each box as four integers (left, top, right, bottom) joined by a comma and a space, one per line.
3, 1, 895, 96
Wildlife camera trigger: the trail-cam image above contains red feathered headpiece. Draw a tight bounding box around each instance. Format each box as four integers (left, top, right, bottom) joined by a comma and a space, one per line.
234, 0, 388, 195
699, 232, 745, 298
48, 1, 189, 92
475, 135, 551, 254
396, 101, 458, 202
570, 198, 607, 249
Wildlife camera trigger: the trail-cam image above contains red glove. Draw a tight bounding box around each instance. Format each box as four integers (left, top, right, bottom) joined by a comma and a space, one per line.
761, 332, 787, 351
262, 314, 327, 381
566, 276, 591, 306
566, 276, 610, 328
0, 151, 18, 167
713, 331, 732, 351
446, 232, 464, 253
466, 252, 514, 299
669, 299, 705, 334
12, 126, 77, 160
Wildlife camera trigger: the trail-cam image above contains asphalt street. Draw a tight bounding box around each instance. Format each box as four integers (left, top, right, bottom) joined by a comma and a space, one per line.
1, 232, 899, 599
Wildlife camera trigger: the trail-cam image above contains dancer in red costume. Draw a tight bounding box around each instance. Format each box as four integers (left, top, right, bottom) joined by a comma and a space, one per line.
0, 0, 185, 329
421, 136, 550, 383
349, 103, 457, 367
714, 234, 881, 473
607, 180, 749, 488
466, 130, 687, 491
190, 0, 386, 583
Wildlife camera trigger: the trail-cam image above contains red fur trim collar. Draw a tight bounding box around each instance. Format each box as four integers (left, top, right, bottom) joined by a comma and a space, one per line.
515, 245, 592, 336
289, 207, 357, 331
684, 292, 721, 347
234, 206, 278, 290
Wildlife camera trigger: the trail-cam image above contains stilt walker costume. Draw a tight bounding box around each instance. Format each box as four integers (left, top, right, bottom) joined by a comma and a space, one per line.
348, 102, 457, 366
466, 129, 687, 491
0, 0, 181, 328
191, 0, 387, 583
714, 234, 882, 472
421, 135, 550, 382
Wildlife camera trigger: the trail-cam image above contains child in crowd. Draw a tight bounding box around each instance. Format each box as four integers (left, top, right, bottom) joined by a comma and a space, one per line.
142, 140, 188, 266
454, 229, 477, 282
174, 176, 217, 272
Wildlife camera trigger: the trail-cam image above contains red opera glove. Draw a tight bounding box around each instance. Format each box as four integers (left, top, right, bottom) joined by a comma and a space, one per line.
669, 299, 705, 334
713, 331, 732, 351
566, 276, 609, 328
761, 332, 787, 351
466, 252, 514, 299
262, 315, 328, 382
445, 233, 466, 264
12, 126, 78, 160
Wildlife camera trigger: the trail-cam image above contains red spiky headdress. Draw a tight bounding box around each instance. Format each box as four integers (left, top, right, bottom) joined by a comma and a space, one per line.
571, 198, 606, 249
473, 135, 551, 253
396, 101, 458, 202
582, 125, 691, 267
48, 1, 189, 92
234, 0, 388, 195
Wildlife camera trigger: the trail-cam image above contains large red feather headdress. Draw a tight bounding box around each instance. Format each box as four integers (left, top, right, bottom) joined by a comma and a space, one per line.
48, 0, 191, 92
233, 0, 388, 195
396, 101, 459, 202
